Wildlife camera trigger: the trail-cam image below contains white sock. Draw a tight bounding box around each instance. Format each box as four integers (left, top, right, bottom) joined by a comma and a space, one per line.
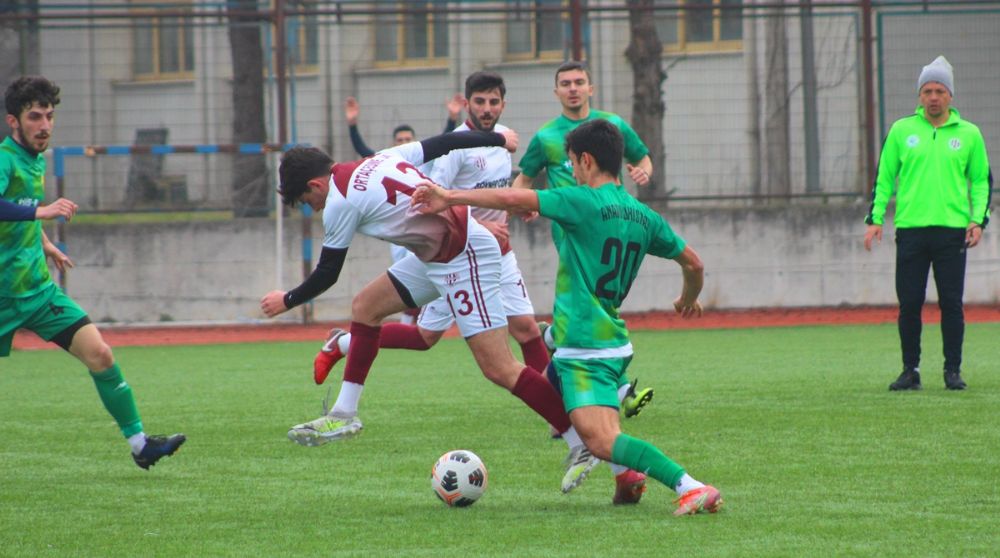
332, 381, 364, 417
337, 333, 351, 354
561, 426, 582, 448
674, 473, 705, 495
128, 432, 147, 455
399, 313, 416, 325
610, 463, 629, 476
617, 384, 630, 403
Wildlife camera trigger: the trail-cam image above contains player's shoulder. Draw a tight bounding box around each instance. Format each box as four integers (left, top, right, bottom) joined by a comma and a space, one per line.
592, 109, 627, 126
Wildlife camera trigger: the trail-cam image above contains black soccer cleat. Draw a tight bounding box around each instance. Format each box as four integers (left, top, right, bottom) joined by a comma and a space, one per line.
889, 369, 921, 391
133, 434, 186, 470
944, 370, 967, 391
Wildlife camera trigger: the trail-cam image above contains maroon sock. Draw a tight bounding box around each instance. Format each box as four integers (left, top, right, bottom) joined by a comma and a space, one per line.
379, 322, 431, 350
343, 322, 381, 385
519, 336, 550, 373
511, 367, 571, 433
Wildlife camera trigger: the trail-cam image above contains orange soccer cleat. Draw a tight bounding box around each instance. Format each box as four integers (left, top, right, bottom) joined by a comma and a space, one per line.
313, 328, 346, 385
673, 485, 723, 516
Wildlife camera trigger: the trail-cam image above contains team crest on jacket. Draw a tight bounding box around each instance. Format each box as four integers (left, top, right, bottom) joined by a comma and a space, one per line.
444, 272, 460, 286
906, 135, 920, 148
949, 138, 962, 150
473, 155, 487, 170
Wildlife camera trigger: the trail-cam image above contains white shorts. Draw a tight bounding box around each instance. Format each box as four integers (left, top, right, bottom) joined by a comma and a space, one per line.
389, 244, 412, 264
386, 220, 507, 337
417, 251, 534, 332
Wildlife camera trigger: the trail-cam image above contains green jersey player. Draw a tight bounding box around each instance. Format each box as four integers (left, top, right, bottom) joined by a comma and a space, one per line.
413, 118, 722, 516
0, 76, 184, 469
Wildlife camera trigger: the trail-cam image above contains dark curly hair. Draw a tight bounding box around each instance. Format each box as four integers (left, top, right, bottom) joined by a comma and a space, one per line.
5, 76, 61, 117
277, 146, 333, 206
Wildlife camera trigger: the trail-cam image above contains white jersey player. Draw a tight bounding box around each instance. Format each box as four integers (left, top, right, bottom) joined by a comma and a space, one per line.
312, 72, 551, 389
259, 127, 601, 494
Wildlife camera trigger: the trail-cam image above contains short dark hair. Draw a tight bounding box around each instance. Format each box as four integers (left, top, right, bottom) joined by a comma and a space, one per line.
465, 71, 506, 100
277, 145, 333, 206
392, 124, 415, 138
554, 61, 592, 85
5, 76, 61, 117
564, 119, 623, 177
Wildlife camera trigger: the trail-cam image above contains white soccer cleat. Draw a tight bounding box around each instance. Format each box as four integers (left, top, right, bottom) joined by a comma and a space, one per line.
287, 414, 363, 447
561, 444, 601, 493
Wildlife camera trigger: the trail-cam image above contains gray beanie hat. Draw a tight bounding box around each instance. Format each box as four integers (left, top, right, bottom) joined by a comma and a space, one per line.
918, 55, 954, 95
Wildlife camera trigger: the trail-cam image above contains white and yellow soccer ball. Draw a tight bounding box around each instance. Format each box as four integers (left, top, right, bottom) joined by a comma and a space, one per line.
431, 450, 488, 507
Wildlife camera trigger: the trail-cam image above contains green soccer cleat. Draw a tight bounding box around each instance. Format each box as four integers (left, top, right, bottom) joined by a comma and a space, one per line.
561, 444, 601, 493
621, 378, 654, 418
287, 414, 362, 447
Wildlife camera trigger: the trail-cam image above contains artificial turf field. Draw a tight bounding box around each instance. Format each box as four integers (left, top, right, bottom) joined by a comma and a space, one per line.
2, 323, 998, 557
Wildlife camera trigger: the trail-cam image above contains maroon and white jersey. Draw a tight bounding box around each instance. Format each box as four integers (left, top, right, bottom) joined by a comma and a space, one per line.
323, 143, 469, 263
429, 122, 513, 253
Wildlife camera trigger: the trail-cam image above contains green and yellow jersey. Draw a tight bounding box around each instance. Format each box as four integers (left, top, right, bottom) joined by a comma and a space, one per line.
0, 136, 52, 298
536, 182, 685, 351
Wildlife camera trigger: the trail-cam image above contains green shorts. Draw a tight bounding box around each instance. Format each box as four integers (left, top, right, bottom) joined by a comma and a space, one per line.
0, 283, 89, 357
553, 355, 633, 412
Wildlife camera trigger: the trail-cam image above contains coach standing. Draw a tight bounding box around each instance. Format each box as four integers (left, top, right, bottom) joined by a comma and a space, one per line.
864, 56, 992, 391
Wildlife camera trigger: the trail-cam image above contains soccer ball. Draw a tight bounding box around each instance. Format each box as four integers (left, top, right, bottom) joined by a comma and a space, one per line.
431, 450, 488, 507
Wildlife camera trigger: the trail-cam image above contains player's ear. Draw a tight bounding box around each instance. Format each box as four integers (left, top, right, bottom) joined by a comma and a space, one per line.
307, 177, 327, 191
5, 113, 18, 130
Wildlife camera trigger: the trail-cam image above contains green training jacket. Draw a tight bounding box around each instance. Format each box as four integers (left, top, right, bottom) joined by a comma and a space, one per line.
866, 106, 992, 229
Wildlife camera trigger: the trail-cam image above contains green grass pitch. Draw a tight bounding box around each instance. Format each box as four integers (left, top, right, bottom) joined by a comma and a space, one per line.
2, 323, 999, 557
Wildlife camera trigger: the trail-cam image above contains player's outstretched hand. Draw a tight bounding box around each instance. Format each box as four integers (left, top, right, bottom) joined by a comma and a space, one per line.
36, 198, 78, 221
260, 290, 289, 318
411, 180, 450, 214
43, 242, 74, 273
344, 96, 360, 125
673, 297, 703, 319
626, 164, 650, 187
863, 224, 882, 251
499, 129, 519, 153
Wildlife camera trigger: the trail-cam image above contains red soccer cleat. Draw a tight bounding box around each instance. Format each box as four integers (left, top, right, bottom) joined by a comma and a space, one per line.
313, 328, 346, 385
673, 485, 723, 516
612, 469, 647, 505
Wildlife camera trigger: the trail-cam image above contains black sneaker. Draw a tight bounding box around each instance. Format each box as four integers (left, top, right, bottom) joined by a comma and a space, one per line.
889, 369, 922, 391
133, 434, 186, 470
944, 370, 967, 391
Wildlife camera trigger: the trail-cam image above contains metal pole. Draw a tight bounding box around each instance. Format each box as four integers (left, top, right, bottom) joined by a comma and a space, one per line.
570, 0, 583, 61
800, 0, 820, 192
861, 0, 877, 193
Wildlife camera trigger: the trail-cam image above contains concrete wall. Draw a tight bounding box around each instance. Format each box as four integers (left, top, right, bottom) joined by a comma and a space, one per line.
58, 204, 1000, 324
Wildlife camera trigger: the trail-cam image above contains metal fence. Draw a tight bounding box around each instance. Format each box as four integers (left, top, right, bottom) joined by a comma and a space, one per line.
2, 1, 997, 210
1, 1, 998, 323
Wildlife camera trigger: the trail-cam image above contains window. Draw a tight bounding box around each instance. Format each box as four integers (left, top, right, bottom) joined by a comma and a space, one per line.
505, 0, 571, 60
655, 0, 742, 53
286, 14, 319, 69
374, 2, 449, 66
131, 1, 195, 80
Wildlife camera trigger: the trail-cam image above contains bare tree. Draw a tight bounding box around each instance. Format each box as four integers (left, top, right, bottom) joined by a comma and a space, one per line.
0, 0, 40, 138
625, 0, 666, 202
764, 1, 791, 197
227, 0, 270, 217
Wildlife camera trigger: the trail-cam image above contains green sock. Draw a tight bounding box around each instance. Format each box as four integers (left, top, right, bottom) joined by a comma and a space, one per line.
612, 433, 686, 490
90, 363, 144, 438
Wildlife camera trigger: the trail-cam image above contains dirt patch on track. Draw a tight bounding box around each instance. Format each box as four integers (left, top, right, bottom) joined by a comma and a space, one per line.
12, 305, 1000, 351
